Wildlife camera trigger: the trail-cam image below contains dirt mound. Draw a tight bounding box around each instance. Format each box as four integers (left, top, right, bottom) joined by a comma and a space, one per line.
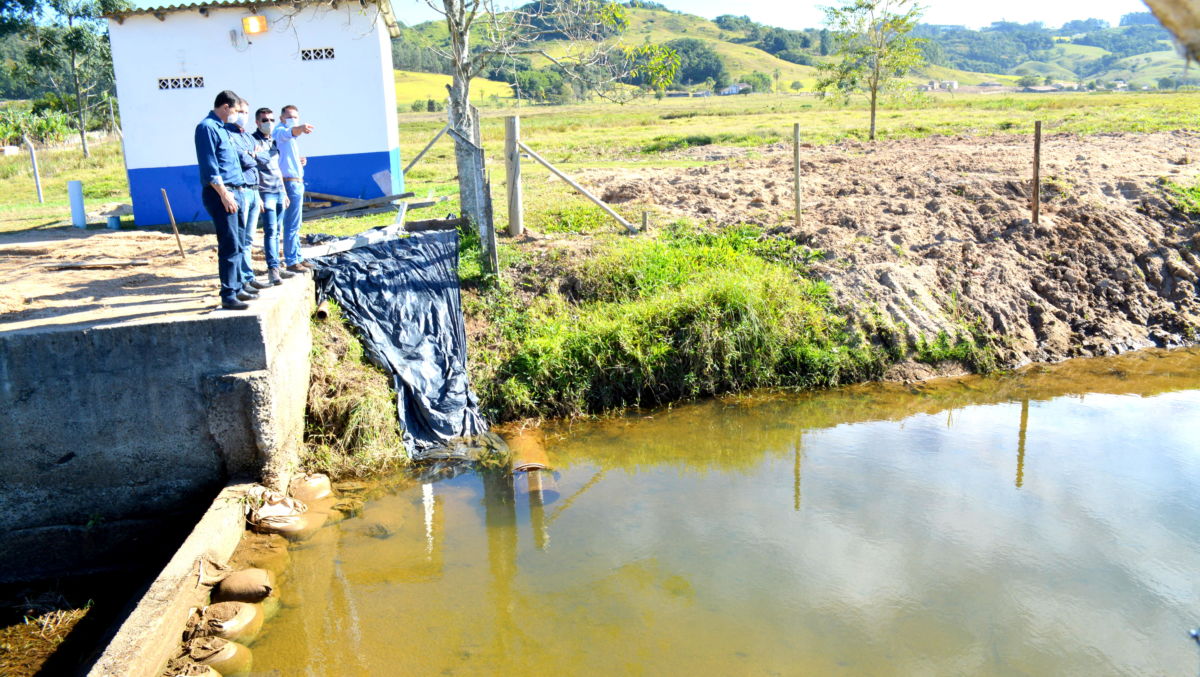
581, 131, 1200, 365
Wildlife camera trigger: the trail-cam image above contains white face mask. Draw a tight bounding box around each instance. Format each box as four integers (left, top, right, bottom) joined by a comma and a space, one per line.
283, 117, 297, 129
258, 121, 272, 135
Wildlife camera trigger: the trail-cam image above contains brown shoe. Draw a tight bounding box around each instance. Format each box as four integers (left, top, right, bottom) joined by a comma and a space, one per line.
299, 261, 315, 270
286, 264, 308, 274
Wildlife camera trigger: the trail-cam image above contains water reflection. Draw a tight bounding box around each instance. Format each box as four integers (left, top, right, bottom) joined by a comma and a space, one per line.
252, 348, 1200, 676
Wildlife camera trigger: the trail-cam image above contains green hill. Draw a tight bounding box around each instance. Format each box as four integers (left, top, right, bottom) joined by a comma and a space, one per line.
393, 6, 1191, 97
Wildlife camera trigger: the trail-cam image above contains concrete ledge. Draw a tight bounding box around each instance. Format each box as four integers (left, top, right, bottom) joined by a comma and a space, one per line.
0, 276, 313, 581
87, 483, 251, 677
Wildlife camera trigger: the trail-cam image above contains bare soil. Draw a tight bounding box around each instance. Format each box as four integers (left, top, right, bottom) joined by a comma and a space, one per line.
582, 131, 1200, 364
0, 228, 229, 333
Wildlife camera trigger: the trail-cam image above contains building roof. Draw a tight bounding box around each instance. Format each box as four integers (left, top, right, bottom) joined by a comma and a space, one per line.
106, 0, 401, 38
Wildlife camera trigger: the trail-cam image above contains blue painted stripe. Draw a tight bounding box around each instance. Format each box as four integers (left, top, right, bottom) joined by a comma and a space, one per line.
128, 148, 405, 226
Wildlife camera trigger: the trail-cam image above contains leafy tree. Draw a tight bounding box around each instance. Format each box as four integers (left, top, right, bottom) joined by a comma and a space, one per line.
816, 0, 925, 141
663, 37, 727, 86
422, 0, 677, 256
772, 67, 781, 92
742, 70, 772, 93
1059, 18, 1108, 34
14, 0, 124, 158
1120, 12, 1161, 26
1043, 75, 1054, 85
1016, 74, 1040, 87
1158, 75, 1178, 90
789, 80, 803, 91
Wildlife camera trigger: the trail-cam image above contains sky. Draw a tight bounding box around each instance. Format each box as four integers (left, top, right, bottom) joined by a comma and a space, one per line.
396, 0, 1152, 31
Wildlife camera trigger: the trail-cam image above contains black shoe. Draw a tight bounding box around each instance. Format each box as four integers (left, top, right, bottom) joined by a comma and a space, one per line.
237, 290, 258, 301
222, 300, 250, 310
268, 268, 283, 285
276, 267, 296, 280
248, 277, 272, 290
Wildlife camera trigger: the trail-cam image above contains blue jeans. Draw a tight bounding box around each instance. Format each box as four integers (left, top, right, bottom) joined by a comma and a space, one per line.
282, 180, 305, 266
260, 190, 284, 270
239, 188, 261, 282
201, 185, 244, 304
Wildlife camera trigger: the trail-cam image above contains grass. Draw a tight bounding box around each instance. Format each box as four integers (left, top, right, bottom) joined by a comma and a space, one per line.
304, 301, 407, 478
1163, 177, 1200, 217
466, 222, 890, 421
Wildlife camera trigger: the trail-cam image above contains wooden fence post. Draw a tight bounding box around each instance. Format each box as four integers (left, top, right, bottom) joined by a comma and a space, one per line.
23, 135, 42, 204
505, 116, 523, 237
1032, 121, 1042, 225
793, 122, 801, 228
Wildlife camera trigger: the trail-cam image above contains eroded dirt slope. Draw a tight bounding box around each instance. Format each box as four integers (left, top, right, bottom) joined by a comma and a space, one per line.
583, 131, 1200, 365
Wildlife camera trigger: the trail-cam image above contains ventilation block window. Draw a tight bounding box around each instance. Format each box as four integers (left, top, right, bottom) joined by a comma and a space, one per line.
158, 76, 205, 90
301, 47, 335, 61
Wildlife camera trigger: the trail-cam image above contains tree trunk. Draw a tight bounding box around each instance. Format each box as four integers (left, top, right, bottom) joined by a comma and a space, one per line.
869, 87, 877, 142
70, 51, 89, 158
443, 3, 483, 237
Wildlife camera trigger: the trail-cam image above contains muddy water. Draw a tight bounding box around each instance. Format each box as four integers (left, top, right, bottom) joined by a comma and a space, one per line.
254, 349, 1200, 676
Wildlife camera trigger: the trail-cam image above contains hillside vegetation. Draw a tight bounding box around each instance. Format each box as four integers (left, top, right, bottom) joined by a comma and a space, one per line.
390, 4, 1192, 103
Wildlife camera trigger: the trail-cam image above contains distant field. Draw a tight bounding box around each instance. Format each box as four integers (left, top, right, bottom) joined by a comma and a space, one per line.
394, 70, 513, 108
2, 91, 1198, 236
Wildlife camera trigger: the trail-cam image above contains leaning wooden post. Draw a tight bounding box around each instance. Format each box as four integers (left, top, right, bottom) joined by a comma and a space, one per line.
793, 122, 801, 228
505, 116, 523, 237
1032, 121, 1042, 225
161, 188, 187, 258
23, 135, 42, 204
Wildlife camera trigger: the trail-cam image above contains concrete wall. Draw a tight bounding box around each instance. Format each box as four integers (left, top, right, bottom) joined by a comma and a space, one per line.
0, 279, 313, 582
107, 2, 401, 225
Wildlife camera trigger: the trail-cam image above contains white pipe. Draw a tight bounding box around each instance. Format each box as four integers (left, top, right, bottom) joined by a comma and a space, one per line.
68, 180, 86, 228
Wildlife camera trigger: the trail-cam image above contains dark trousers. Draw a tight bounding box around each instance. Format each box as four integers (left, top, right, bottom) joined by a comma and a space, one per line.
202, 185, 245, 304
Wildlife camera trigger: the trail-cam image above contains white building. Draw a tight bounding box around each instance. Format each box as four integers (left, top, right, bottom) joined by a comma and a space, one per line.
106, 0, 401, 226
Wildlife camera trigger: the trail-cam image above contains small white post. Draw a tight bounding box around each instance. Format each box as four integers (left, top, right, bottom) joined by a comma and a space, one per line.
23, 135, 42, 204
68, 180, 86, 228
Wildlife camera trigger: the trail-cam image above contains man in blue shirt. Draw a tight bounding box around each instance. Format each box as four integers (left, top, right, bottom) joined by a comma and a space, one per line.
273, 104, 315, 273
226, 97, 270, 292
194, 89, 255, 310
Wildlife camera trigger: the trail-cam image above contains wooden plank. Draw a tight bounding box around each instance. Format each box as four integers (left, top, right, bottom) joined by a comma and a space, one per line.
303, 191, 416, 219
304, 201, 332, 209
517, 140, 637, 234
405, 217, 467, 233
41, 259, 150, 270
304, 191, 357, 204
404, 124, 449, 175
303, 196, 448, 222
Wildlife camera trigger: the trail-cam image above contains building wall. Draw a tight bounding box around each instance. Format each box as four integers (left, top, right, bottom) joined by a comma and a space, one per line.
108, 3, 402, 226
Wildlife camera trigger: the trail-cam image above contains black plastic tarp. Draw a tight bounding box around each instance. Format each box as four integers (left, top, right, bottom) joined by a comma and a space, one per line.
311, 229, 488, 458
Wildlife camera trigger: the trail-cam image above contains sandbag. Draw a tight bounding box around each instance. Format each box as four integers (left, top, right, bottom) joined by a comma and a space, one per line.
243, 485, 308, 531
189, 602, 264, 644
165, 658, 221, 677
289, 473, 334, 503
260, 591, 281, 623
186, 637, 253, 676
213, 568, 274, 603
227, 532, 290, 577
263, 510, 328, 541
